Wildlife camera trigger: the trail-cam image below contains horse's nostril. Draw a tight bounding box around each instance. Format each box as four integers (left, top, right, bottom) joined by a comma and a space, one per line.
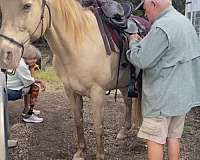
6, 51, 12, 55
6, 51, 13, 60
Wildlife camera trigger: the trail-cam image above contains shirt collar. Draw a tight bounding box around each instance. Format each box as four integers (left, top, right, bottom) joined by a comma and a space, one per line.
156, 6, 174, 21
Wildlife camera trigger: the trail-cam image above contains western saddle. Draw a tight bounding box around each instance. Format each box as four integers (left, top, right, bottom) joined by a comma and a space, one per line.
80, 0, 151, 98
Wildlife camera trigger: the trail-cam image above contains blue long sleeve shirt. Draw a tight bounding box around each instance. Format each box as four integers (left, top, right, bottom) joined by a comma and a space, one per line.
126, 6, 200, 117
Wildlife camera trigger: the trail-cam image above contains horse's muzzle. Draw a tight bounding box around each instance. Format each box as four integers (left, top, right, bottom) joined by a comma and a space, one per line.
0, 43, 22, 69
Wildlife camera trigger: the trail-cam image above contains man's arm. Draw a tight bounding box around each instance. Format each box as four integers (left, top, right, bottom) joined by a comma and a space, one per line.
126, 27, 169, 69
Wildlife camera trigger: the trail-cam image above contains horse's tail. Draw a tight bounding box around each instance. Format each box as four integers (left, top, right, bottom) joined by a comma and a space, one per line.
133, 97, 142, 128
132, 71, 143, 128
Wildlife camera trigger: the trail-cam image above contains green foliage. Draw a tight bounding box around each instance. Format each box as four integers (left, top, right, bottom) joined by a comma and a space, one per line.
172, 0, 186, 14
116, 0, 186, 14
36, 67, 63, 91
133, 10, 144, 16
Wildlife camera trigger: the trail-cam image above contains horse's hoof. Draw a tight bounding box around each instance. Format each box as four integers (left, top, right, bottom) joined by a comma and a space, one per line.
73, 156, 85, 160
116, 129, 128, 140
72, 158, 85, 160
73, 150, 85, 160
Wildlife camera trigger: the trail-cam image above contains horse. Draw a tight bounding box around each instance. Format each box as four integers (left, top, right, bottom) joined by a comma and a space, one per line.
0, 0, 144, 159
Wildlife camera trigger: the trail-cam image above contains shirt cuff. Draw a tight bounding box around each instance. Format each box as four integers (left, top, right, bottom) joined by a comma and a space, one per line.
129, 39, 139, 47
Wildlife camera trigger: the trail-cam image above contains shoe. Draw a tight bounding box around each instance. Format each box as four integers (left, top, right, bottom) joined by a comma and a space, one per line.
21, 109, 40, 117
8, 139, 18, 148
21, 112, 26, 117
23, 114, 43, 123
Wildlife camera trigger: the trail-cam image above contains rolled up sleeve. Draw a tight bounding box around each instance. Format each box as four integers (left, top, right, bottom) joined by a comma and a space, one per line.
16, 64, 35, 87
126, 27, 169, 69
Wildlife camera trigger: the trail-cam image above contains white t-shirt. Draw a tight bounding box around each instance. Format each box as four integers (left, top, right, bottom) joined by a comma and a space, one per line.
7, 58, 35, 90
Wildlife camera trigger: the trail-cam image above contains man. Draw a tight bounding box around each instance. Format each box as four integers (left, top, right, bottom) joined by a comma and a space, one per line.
126, 0, 200, 159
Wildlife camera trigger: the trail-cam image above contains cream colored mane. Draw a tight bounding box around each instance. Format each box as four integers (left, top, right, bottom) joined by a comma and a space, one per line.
52, 0, 93, 42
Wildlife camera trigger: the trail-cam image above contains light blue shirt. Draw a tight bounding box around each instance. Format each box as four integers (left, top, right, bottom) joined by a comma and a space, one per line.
7, 58, 35, 90
126, 6, 200, 117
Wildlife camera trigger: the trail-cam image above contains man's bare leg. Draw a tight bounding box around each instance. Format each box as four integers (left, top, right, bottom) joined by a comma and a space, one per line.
167, 138, 180, 160
147, 140, 163, 160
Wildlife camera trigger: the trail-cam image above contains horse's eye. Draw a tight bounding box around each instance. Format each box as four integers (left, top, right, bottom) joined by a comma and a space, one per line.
23, 3, 32, 10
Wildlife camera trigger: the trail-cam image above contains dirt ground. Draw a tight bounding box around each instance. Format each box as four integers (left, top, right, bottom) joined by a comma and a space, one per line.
8, 90, 200, 160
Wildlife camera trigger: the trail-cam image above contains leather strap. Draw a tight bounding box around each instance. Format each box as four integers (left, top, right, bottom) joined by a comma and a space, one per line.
90, 6, 112, 55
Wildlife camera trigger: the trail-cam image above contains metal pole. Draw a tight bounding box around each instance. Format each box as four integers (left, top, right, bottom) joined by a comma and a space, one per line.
0, 71, 8, 160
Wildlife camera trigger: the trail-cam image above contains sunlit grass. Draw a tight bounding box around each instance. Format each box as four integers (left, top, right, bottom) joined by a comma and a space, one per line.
36, 67, 63, 91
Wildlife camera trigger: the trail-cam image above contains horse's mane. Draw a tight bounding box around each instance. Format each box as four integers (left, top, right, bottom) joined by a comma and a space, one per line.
53, 0, 93, 42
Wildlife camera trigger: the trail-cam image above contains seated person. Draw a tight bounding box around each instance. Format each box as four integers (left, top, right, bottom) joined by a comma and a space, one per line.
7, 45, 45, 123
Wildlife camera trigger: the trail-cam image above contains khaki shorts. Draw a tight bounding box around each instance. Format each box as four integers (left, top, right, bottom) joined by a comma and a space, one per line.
137, 115, 185, 144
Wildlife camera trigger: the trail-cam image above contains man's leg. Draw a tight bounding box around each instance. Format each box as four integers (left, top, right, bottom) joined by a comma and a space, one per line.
167, 116, 185, 160
167, 138, 180, 160
137, 117, 168, 160
147, 140, 164, 160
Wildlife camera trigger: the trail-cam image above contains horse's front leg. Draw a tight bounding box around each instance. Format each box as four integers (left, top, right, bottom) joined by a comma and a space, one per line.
90, 86, 105, 160
65, 89, 85, 160
117, 87, 133, 139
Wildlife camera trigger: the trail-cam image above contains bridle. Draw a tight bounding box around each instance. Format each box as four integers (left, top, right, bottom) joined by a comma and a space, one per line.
0, 0, 51, 58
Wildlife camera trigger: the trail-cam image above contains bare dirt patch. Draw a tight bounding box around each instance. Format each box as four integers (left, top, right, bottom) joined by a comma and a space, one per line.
8, 90, 200, 160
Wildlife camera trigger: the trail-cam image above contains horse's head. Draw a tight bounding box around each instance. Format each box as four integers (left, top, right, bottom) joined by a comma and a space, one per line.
0, 0, 50, 69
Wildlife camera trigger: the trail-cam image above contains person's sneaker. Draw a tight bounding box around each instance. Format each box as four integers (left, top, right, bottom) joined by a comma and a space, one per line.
23, 114, 43, 123
8, 139, 18, 148
21, 112, 26, 117
21, 109, 40, 117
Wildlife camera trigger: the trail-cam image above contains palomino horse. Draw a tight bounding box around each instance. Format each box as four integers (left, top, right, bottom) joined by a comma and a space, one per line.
0, 0, 142, 159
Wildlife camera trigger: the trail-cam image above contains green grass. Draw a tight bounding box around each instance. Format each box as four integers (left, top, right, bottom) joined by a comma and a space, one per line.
36, 67, 63, 91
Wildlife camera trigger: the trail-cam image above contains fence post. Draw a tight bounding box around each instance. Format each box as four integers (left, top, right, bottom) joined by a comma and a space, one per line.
0, 71, 8, 160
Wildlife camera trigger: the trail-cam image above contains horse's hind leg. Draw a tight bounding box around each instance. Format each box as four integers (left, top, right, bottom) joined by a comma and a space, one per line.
90, 86, 105, 160
65, 90, 85, 160
117, 87, 133, 139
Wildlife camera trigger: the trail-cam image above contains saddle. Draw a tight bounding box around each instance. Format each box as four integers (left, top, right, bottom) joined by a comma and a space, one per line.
81, 0, 133, 29
81, 0, 149, 52
99, 1, 133, 29
81, 0, 151, 98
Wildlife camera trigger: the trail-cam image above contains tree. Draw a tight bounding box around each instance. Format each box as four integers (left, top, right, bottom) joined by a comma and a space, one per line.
117, 0, 186, 14
173, 0, 186, 14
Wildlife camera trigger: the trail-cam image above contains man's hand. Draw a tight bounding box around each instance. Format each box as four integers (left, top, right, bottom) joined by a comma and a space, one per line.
129, 33, 142, 42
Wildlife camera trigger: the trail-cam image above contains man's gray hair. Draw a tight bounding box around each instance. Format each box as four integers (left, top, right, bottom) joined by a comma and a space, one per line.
22, 45, 42, 60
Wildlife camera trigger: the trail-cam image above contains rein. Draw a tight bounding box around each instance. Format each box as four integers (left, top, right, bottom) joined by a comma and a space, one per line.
0, 0, 51, 60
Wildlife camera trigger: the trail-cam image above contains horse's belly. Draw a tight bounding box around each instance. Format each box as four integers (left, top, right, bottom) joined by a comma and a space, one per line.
104, 66, 130, 90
